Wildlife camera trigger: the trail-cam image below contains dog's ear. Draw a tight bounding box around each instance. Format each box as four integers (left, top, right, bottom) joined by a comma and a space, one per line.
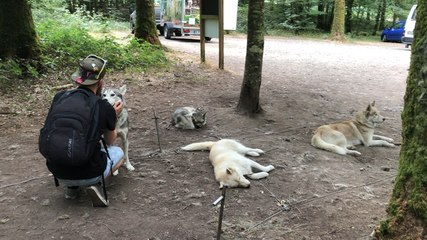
366, 103, 372, 112
119, 85, 127, 95
226, 168, 233, 175
371, 101, 376, 107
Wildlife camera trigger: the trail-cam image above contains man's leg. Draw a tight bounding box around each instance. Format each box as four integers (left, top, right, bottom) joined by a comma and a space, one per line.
102, 145, 124, 178
64, 186, 80, 199
59, 177, 104, 200
109, 158, 125, 177
86, 146, 124, 207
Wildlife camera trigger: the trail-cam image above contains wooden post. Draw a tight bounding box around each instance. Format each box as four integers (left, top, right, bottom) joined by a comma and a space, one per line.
218, 0, 224, 69
200, 0, 206, 63
216, 187, 226, 239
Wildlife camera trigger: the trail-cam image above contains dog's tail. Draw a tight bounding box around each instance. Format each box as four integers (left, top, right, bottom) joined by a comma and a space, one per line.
311, 134, 347, 155
181, 141, 216, 151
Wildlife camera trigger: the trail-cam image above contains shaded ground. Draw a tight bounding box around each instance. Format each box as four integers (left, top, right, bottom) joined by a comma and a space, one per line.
0, 37, 409, 240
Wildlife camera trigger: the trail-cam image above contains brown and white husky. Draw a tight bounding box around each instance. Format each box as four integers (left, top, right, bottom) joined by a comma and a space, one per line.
311, 101, 396, 156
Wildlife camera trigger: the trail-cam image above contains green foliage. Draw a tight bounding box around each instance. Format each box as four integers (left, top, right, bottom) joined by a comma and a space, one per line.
236, 4, 248, 33
269, 1, 318, 34
0, 0, 167, 86
0, 59, 40, 85
184, 15, 200, 25
237, 0, 417, 36
379, 219, 391, 235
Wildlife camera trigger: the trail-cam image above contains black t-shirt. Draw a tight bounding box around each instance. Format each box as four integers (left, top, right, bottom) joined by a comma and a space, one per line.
46, 87, 117, 179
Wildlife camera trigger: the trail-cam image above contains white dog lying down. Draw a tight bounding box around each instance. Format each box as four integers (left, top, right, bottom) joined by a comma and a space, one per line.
182, 139, 275, 188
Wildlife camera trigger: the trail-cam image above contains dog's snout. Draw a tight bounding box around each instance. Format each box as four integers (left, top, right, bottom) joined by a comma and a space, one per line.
382, 117, 386, 121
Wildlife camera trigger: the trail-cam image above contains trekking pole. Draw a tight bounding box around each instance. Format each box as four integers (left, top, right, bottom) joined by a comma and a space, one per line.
213, 187, 227, 240
152, 108, 162, 153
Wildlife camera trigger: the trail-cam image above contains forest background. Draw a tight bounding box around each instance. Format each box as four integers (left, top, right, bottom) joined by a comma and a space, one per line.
0, 0, 418, 84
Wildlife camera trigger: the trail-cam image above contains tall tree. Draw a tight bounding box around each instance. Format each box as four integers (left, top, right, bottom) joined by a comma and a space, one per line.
372, 0, 382, 35
135, 0, 161, 45
237, 0, 264, 116
330, 0, 345, 40
345, 0, 354, 33
373, 2, 427, 239
0, 0, 41, 60
317, 0, 326, 30
379, 0, 387, 31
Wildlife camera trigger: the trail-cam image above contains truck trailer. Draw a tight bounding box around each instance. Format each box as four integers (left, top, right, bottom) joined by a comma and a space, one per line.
160, 0, 212, 41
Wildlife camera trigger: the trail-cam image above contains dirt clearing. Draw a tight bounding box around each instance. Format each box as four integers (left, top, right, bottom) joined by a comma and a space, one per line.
0, 36, 409, 239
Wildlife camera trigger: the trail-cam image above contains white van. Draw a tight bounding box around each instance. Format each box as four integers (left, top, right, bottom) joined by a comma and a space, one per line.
402, 4, 417, 48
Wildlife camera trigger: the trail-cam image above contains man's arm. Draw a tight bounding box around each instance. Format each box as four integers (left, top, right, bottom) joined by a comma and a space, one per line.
102, 100, 123, 145
104, 129, 117, 145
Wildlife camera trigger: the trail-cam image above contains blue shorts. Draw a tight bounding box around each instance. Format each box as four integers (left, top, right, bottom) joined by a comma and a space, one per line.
58, 145, 124, 187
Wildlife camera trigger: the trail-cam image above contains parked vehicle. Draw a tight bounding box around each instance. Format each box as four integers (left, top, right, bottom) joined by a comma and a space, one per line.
380, 20, 405, 42
402, 4, 417, 48
159, 0, 212, 41
130, 2, 162, 35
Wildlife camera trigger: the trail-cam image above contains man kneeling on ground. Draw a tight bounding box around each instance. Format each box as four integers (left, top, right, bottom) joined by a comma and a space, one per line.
39, 54, 124, 207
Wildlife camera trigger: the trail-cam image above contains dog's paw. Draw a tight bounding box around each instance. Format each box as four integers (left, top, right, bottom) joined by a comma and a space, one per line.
347, 150, 362, 156
113, 169, 119, 176
126, 164, 135, 171
247, 148, 264, 157
247, 151, 260, 157
254, 148, 265, 154
266, 165, 275, 172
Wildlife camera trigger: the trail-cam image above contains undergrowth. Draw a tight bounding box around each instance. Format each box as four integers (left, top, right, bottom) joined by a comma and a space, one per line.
0, 0, 167, 89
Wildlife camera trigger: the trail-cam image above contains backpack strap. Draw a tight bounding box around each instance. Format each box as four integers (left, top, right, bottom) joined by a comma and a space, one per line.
101, 137, 114, 177
54, 176, 59, 187
100, 138, 112, 202
101, 173, 108, 201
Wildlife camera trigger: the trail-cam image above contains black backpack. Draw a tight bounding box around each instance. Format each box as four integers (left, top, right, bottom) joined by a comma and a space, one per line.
39, 89, 102, 167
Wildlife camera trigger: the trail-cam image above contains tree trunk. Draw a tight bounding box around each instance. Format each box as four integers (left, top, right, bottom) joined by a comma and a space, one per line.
135, 0, 161, 45
316, 0, 325, 30
0, 0, 41, 60
372, 1, 381, 35
237, 0, 264, 116
325, 3, 334, 31
345, 0, 354, 33
68, 0, 77, 13
330, 0, 345, 41
379, 0, 386, 31
373, 3, 427, 239
290, 1, 304, 34
100, 0, 108, 16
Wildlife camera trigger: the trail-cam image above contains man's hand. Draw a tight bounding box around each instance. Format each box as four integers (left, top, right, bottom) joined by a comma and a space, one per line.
113, 101, 124, 117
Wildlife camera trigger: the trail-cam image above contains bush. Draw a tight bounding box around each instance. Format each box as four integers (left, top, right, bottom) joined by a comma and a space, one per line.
0, 0, 167, 84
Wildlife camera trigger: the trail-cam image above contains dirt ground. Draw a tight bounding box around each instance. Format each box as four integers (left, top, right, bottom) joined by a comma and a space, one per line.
0, 36, 410, 240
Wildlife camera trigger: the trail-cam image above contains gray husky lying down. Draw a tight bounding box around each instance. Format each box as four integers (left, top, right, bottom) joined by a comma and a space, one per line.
171, 107, 206, 130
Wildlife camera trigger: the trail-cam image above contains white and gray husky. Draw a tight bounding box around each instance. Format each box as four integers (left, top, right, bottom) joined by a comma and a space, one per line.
171, 107, 207, 130
102, 85, 135, 173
